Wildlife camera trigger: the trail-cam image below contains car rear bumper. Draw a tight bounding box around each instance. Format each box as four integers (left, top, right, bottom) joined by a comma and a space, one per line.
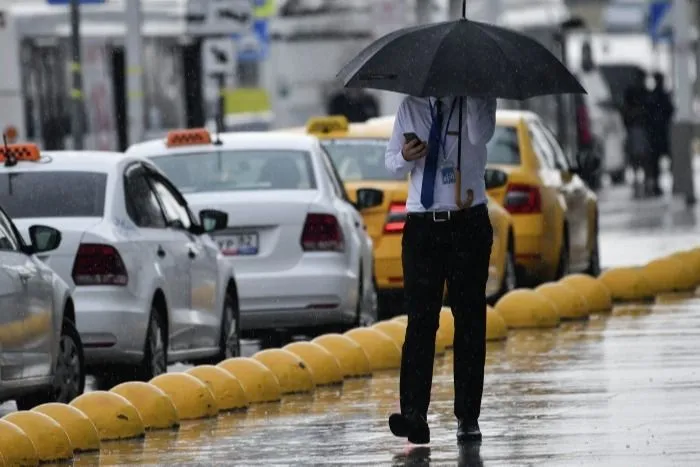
234, 254, 356, 331
73, 286, 148, 365
374, 233, 403, 289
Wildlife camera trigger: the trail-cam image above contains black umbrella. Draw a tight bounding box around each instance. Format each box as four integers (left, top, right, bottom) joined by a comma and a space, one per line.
336, 2, 585, 100
336, 0, 586, 208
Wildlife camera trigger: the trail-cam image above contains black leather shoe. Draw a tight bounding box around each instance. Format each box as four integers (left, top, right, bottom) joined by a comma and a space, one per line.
389, 413, 430, 444
457, 419, 482, 443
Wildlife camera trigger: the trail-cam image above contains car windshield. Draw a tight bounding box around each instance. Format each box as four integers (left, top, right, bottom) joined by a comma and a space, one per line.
150, 150, 317, 193
322, 139, 395, 181
0, 171, 107, 219
487, 126, 521, 165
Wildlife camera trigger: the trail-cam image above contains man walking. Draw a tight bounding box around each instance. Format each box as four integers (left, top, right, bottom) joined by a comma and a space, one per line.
385, 95, 497, 445
647, 72, 674, 196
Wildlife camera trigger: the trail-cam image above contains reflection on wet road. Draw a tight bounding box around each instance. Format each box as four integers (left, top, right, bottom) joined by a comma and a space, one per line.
67, 302, 700, 465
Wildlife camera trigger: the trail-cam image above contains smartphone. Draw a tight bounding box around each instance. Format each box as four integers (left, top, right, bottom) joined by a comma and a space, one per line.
403, 132, 419, 143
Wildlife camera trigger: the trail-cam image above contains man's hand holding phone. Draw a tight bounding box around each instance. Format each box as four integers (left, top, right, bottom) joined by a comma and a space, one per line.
402, 132, 428, 161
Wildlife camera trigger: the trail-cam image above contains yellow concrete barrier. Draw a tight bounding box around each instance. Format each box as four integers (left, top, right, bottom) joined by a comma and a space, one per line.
535, 282, 590, 320
671, 250, 700, 287
217, 357, 282, 403
2, 411, 72, 463
494, 289, 560, 329
0, 419, 39, 466
311, 334, 372, 378
70, 391, 145, 441
110, 381, 180, 430
283, 341, 344, 386
0, 451, 4, 466
486, 306, 508, 341
149, 373, 219, 420
598, 267, 653, 302
560, 274, 613, 313
344, 327, 402, 371
439, 307, 455, 347
372, 320, 407, 349
186, 365, 249, 411
641, 256, 695, 295
391, 315, 408, 324
435, 325, 449, 356
31, 403, 100, 453
253, 348, 316, 395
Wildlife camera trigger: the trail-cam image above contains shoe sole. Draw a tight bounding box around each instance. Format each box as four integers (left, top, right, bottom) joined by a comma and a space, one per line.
457, 432, 482, 443
389, 414, 430, 444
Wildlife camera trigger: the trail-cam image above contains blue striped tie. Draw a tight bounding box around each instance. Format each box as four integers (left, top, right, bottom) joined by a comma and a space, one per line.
421, 99, 443, 209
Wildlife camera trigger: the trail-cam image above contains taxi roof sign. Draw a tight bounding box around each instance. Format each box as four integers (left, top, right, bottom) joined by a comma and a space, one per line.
0, 143, 41, 165
166, 128, 212, 148
306, 115, 349, 135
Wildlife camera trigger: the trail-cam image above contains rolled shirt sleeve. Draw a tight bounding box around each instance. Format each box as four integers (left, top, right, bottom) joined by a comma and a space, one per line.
466, 97, 497, 145
385, 99, 416, 178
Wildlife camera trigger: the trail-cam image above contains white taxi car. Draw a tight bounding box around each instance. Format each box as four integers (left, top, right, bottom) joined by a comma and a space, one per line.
0, 144, 85, 409
0, 142, 240, 385
127, 129, 377, 340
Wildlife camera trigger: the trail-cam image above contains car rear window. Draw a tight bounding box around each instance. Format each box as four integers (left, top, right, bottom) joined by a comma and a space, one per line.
487, 126, 521, 165
151, 150, 316, 193
0, 171, 107, 219
322, 139, 396, 181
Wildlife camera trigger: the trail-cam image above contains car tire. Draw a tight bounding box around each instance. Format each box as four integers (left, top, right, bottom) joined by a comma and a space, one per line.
198, 287, 240, 364
585, 219, 601, 276
15, 318, 85, 410
134, 306, 167, 381
555, 229, 570, 280
498, 234, 518, 298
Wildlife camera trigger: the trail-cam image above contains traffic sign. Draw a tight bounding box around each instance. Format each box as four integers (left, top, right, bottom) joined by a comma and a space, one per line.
237, 19, 269, 62
187, 0, 253, 36
202, 37, 236, 76
648, 0, 672, 43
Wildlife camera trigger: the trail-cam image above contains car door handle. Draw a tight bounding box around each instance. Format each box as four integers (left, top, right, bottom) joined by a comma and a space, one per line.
188, 249, 196, 259
157, 246, 166, 258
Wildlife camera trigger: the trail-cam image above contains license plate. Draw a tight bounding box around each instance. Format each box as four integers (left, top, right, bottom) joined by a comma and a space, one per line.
215, 233, 259, 256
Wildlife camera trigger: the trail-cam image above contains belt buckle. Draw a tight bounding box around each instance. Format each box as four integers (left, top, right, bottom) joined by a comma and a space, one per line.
432, 210, 450, 222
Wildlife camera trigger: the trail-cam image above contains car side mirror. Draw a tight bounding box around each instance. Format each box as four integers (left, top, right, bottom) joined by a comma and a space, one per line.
355, 188, 384, 211
484, 168, 508, 190
199, 209, 228, 233
28, 225, 61, 254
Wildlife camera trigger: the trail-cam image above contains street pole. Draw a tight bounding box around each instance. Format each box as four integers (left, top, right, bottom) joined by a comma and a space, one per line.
69, 0, 84, 149
216, 73, 226, 134
126, 0, 144, 147
670, 0, 696, 205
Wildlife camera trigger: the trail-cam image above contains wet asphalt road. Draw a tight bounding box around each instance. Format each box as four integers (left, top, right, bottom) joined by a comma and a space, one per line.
6, 162, 700, 465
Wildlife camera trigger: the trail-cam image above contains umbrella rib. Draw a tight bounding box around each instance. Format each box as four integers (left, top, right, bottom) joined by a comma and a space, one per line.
469, 22, 515, 96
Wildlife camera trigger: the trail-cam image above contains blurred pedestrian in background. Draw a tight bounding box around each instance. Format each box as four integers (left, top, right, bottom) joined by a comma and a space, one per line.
647, 72, 674, 196
327, 88, 379, 122
622, 69, 652, 197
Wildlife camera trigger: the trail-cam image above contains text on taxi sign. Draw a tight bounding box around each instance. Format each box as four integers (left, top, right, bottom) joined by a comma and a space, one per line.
306, 115, 349, 134
0, 143, 41, 162
166, 128, 212, 148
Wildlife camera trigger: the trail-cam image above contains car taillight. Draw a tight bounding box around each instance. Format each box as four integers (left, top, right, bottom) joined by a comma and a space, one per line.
72, 244, 128, 286
301, 213, 345, 252
504, 184, 541, 214
384, 202, 407, 233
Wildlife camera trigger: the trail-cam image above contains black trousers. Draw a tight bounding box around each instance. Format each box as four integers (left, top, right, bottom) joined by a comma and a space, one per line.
399, 204, 493, 422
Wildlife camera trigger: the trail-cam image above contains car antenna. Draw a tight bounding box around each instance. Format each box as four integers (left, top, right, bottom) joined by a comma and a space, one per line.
2, 133, 17, 168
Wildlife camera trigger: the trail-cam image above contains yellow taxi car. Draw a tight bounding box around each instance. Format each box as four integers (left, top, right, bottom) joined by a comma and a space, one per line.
485, 109, 600, 285
281, 115, 518, 316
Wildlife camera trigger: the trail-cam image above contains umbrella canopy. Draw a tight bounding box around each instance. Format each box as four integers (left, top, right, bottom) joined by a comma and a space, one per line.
337, 15, 586, 100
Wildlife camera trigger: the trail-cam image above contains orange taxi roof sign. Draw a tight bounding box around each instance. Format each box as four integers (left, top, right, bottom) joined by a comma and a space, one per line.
0, 143, 41, 163
306, 115, 349, 135
166, 128, 212, 148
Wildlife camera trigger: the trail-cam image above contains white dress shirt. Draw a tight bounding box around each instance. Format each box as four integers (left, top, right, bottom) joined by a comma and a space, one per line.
385, 95, 497, 212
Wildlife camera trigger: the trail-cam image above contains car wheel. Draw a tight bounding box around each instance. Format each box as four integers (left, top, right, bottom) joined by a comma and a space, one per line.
200, 288, 241, 364
585, 221, 601, 276
15, 318, 85, 410
499, 236, 518, 297
137, 307, 167, 381
555, 230, 570, 280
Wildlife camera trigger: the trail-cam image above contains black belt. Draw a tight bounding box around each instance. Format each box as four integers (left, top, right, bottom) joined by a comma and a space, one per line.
407, 203, 487, 222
